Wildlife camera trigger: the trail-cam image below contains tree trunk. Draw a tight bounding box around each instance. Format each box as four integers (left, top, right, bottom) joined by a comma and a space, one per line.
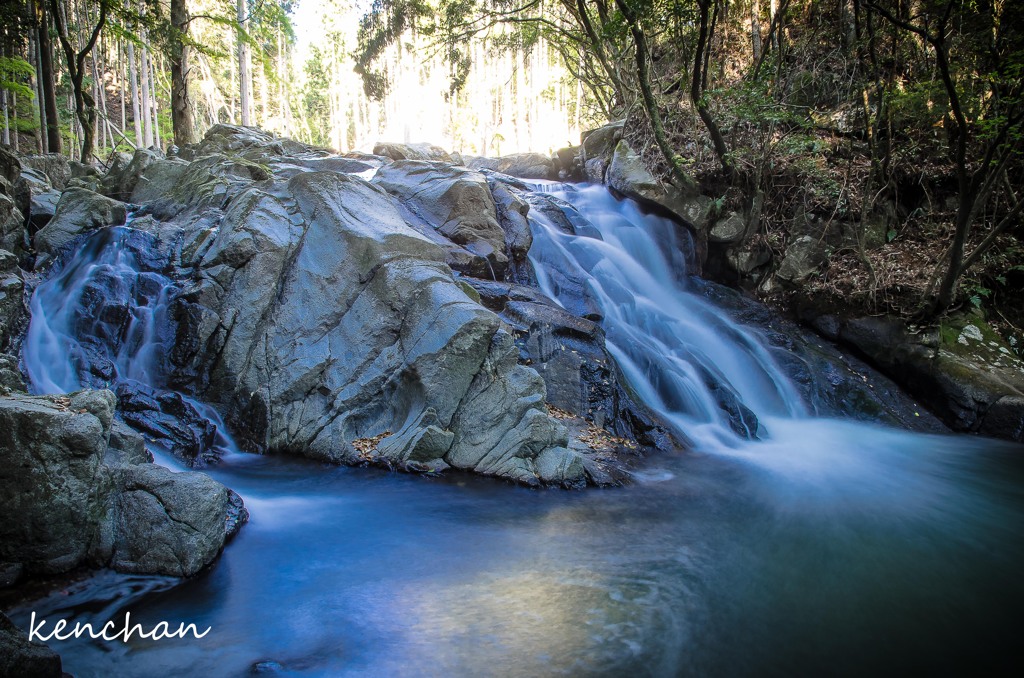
169, 0, 195, 146
692, 0, 733, 177
139, 41, 153, 147
127, 39, 143, 145
36, 0, 60, 153
31, 15, 47, 153
237, 0, 252, 126
50, 0, 107, 164
751, 0, 763, 63
150, 51, 161, 148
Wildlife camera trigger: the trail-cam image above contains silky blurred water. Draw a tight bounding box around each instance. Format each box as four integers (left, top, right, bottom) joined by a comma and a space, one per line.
11, 184, 1024, 676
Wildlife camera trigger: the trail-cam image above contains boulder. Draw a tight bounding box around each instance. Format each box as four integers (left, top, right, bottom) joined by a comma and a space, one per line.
580, 121, 624, 164
19, 153, 71, 190
110, 463, 231, 576
373, 142, 457, 163
130, 157, 190, 204
709, 211, 747, 243
101, 148, 163, 200
776, 234, 826, 284
34, 188, 126, 267
466, 153, 556, 180
0, 249, 24, 352
0, 390, 244, 580
607, 140, 704, 229
373, 161, 509, 278
0, 612, 62, 678
0, 390, 118, 574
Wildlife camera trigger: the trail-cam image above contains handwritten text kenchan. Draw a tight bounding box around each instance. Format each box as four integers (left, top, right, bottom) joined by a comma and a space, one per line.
28, 611, 211, 643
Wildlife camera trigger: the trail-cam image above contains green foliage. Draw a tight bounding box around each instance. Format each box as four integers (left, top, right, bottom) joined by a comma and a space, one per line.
0, 57, 35, 100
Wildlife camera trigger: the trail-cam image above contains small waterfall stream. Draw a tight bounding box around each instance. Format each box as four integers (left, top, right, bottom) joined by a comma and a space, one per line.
22, 224, 237, 462
10, 184, 1024, 676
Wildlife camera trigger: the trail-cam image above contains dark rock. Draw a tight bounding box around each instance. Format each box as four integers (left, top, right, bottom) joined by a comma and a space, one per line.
34, 188, 127, 267
0, 612, 63, 678
115, 381, 219, 466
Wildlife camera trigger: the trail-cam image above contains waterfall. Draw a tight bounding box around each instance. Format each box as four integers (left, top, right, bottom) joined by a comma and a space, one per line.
526, 183, 809, 449
22, 224, 237, 463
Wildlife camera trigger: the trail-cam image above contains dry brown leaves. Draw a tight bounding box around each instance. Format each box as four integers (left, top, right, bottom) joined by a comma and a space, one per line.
546, 404, 637, 451
353, 431, 392, 462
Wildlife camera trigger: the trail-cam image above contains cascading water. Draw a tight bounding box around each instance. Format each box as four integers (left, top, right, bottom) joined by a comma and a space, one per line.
525, 183, 807, 448
10, 184, 1024, 676
22, 224, 236, 462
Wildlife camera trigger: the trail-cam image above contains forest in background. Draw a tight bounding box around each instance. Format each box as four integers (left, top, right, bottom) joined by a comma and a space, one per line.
0, 0, 589, 161
0, 0, 1021, 321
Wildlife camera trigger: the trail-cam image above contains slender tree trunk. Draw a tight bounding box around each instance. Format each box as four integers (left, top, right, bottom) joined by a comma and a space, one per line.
237, 0, 252, 126
150, 52, 161, 148
2, 89, 10, 146
37, 0, 60, 153
51, 0, 108, 164
118, 38, 125, 132
31, 15, 47, 153
127, 39, 142, 145
751, 0, 763, 63
139, 40, 153, 147
169, 0, 195, 146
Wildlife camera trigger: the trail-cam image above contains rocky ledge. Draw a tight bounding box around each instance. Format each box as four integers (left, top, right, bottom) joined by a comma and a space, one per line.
0, 389, 245, 585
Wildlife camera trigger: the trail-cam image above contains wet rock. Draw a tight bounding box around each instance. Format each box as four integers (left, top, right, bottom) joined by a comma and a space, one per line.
34, 188, 127, 267
607, 139, 701, 225
487, 178, 534, 284
115, 381, 219, 466
584, 157, 607, 183
0, 612, 63, 678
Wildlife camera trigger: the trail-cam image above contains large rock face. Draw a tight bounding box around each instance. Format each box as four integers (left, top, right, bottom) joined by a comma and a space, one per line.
114, 128, 585, 485
0, 390, 243, 580
802, 311, 1024, 440
373, 161, 509, 278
